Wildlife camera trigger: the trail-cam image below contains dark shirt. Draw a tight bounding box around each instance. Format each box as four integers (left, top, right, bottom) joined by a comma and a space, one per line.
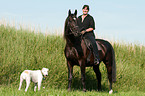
77, 14, 95, 37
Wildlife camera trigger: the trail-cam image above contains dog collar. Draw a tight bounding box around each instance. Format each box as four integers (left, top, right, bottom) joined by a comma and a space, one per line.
41, 70, 46, 80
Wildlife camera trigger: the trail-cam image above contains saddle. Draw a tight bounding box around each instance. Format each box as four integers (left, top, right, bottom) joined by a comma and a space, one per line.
83, 37, 101, 51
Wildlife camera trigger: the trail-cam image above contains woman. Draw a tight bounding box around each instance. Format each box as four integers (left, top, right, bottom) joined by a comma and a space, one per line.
77, 5, 100, 65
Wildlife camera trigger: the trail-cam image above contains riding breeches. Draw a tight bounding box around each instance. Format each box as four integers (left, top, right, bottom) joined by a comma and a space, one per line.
84, 35, 100, 60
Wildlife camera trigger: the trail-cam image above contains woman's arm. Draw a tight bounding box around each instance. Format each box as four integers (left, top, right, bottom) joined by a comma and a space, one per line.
81, 28, 94, 34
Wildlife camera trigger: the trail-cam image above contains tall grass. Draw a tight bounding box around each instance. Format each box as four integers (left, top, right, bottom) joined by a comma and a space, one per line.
0, 25, 145, 95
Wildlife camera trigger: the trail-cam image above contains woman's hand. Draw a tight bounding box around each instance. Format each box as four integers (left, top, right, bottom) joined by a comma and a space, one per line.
81, 30, 87, 35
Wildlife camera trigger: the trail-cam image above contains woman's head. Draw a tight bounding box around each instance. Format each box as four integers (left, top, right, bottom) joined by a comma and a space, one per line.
82, 5, 89, 15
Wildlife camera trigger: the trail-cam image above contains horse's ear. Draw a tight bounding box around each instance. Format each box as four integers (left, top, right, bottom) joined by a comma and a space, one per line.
74, 10, 77, 16
68, 9, 71, 16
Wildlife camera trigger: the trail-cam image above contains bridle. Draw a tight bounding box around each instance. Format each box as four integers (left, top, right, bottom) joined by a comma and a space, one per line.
66, 19, 81, 36
69, 25, 80, 35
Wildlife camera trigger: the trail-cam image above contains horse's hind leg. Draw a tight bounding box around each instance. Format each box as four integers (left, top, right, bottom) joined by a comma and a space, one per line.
93, 65, 101, 91
67, 61, 73, 91
104, 60, 113, 94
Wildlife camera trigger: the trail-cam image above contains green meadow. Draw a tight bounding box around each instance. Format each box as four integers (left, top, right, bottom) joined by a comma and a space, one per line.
0, 25, 145, 96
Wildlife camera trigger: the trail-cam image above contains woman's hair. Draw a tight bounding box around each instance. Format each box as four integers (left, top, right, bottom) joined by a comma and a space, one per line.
82, 5, 89, 11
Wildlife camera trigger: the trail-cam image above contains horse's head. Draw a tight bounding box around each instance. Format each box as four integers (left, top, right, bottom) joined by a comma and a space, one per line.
64, 10, 80, 37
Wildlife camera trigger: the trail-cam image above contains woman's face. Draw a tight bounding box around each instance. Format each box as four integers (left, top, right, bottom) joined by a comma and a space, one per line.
82, 7, 89, 15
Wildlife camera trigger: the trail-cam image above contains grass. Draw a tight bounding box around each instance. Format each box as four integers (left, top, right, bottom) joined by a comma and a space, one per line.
0, 85, 144, 96
0, 24, 145, 96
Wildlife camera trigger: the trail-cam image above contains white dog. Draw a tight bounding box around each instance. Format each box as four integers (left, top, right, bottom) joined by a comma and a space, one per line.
18, 68, 49, 92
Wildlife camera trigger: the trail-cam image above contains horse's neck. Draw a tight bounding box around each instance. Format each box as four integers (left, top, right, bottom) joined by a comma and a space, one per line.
67, 36, 81, 44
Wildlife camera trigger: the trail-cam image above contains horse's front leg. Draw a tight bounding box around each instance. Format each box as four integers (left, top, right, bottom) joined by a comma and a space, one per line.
67, 61, 73, 91
79, 60, 86, 92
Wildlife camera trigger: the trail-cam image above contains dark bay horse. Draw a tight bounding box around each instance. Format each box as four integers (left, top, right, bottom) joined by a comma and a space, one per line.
64, 10, 116, 94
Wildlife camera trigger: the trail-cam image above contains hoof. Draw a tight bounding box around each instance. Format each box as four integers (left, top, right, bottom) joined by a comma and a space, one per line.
109, 89, 113, 94
68, 88, 71, 92
83, 89, 86, 92
97, 89, 101, 91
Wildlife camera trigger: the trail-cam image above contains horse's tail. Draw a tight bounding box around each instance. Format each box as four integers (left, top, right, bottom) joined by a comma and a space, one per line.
111, 45, 116, 83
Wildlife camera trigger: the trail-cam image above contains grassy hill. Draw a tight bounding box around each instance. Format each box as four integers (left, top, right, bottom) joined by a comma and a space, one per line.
0, 25, 145, 96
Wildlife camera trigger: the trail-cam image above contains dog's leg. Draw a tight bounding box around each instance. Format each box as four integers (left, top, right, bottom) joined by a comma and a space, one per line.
18, 77, 23, 90
25, 77, 30, 92
38, 81, 42, 91
34, 83, 37, 92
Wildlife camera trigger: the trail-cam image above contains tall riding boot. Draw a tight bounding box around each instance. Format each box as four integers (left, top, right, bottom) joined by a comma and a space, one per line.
86, 36, 100, 65
93, 52, 100, 65
92, 44, 100, 65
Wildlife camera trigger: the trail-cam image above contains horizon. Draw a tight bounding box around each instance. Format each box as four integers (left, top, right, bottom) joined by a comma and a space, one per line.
0, 0, 145, 45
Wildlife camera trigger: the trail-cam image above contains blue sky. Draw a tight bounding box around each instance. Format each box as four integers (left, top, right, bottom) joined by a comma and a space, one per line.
0, 0, 145, 45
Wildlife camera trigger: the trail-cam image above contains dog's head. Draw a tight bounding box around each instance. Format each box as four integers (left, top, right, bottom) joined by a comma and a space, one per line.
42, 68, 49, 77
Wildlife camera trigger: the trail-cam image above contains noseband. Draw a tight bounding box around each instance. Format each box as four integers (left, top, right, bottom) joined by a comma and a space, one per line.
66, 20, 80, 36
